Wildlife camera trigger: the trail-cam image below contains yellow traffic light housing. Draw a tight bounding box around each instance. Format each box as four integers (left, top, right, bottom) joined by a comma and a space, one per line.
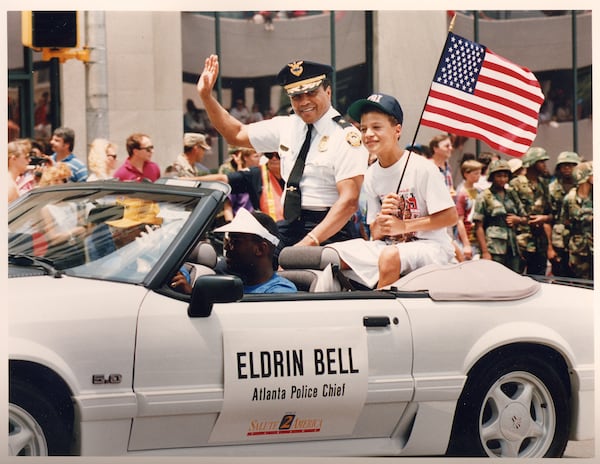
21, 11, 90, 63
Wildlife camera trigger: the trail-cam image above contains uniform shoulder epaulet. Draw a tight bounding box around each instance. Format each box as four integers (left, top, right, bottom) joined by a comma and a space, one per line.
333, 115, 362, 147
332, 115, 353, 128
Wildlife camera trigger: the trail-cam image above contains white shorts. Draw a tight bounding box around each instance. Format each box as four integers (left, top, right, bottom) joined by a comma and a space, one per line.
328, 238, 454, 288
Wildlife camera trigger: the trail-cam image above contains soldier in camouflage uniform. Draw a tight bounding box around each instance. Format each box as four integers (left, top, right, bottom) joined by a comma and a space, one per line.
473, 160, 528, 272
548, 151, 580, 276
560, 161, 593, 279
509, 147, 555, 275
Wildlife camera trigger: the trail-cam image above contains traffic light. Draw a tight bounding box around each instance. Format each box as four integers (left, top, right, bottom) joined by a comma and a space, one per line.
22, 11, 79, 49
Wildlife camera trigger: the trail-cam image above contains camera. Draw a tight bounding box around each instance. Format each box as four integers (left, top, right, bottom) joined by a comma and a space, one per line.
29, 155, 49, 166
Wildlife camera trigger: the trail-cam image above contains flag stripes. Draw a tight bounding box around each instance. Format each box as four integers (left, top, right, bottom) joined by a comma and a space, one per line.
421, 33, 544, 157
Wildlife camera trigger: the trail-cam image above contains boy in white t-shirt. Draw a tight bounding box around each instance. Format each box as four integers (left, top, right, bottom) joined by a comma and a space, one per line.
329, 94, 458, 288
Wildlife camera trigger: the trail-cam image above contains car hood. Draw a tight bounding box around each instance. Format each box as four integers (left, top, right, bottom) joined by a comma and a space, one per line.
9, 264, 48, 278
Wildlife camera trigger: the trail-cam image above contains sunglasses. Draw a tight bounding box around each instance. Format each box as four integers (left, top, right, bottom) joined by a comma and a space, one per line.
139, 145, 154, 152
265, 152, 280, 160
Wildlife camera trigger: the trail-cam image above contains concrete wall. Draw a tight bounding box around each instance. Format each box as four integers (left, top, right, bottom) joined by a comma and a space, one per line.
8, 10, 592, 175
104, 11, 183, 170
372, 10, 592, 185
181, 12, 366, 78
373, 10, 449, 150
57, 12, 183, 171
453, 12, 593, 71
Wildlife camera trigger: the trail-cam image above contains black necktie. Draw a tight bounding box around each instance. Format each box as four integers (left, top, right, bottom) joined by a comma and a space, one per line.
284, 124, 313, 221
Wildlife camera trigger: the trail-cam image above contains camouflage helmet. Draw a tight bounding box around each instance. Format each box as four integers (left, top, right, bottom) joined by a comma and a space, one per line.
556, 151, 581, 166
573, 161, 593, 185
522, 146, 549, 168
487, 159, 512, 181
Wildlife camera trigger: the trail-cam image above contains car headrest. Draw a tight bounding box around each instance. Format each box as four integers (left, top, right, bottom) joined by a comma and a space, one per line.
187, 242, 217, 268
278, 246, 340, 270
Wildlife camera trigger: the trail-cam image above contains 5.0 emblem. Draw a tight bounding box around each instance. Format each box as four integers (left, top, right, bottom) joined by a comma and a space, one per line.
92, 374, 122, 385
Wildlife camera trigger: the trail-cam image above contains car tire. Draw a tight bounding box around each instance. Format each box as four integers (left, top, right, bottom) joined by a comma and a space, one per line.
9, 378, 72, 456
447, 352, 570, 458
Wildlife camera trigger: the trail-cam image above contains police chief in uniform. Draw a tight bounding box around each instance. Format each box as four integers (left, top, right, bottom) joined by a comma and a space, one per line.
197, 55, 368, 247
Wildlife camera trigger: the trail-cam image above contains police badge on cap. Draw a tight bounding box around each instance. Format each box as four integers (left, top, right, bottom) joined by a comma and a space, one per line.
277, 60, 333, 97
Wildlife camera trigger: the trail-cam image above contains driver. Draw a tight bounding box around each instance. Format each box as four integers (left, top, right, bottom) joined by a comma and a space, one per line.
171, 209, 297, 294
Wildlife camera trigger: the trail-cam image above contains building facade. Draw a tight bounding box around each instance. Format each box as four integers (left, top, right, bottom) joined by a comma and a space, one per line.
7, 10, 592, 174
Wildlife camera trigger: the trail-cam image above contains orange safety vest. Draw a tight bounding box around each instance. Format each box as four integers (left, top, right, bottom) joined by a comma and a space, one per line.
259, 164, 284, 221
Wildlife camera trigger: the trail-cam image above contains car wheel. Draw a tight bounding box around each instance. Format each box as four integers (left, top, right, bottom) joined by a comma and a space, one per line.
447, 353, 570, 458
9, 378, 72, 456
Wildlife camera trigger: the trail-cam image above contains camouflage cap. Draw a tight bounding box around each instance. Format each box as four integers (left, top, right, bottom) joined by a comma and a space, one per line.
184, 132, 210, 150
573, 161, 593, 185
556, 151, 581, 166
522, 146, 549, 168
487, 159, 512, 181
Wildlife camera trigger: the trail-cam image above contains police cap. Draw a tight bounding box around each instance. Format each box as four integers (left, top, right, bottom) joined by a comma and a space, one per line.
277, 60, 333, 97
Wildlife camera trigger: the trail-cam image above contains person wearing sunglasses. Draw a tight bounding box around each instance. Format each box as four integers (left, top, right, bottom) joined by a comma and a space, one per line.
87, 138, 119, 181
170, 209, 297, 295
113, 133, 161, 182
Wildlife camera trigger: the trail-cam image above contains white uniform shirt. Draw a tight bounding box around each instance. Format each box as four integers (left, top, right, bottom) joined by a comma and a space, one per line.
248, 106, 368, 209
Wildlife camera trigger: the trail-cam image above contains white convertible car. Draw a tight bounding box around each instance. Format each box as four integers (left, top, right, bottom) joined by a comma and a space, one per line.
8, 180, 594, 458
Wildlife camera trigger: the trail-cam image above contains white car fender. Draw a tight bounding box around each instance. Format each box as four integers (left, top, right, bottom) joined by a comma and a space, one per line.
462, 321, 576, 375
10, 335, 81, 393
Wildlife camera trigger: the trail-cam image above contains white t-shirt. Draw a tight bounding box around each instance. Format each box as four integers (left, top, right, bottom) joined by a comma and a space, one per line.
248, 107, 368, 208
363, 150, 455, 243
329, 151, 456, 288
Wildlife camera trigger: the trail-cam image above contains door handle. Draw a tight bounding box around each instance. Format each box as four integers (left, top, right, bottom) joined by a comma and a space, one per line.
363, 316, 390, 327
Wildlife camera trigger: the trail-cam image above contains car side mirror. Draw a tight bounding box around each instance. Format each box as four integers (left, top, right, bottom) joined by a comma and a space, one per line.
188, 274, 244, 317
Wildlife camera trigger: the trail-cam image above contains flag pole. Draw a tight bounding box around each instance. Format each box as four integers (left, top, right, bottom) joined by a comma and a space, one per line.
396, 14, 457, 193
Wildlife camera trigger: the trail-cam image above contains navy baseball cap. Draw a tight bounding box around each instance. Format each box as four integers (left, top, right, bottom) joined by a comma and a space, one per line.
348, 93, 404, 125
277, 60, 333, 97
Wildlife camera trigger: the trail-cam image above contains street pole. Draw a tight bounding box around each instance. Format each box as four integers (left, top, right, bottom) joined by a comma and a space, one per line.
571, 10, 578, 153
330, 11, 336, 105
85, 11, 109, 148
215, 12, 223, 166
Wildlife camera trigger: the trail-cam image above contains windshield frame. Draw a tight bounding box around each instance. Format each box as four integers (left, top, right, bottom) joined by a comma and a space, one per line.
8, 181, 228, 287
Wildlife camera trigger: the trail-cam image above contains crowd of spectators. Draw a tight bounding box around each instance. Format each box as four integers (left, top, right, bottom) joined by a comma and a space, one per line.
8, 94, 593, 284
8, 122, 593, 281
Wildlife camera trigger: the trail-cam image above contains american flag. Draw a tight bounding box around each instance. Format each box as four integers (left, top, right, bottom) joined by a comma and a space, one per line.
421, 32, 544, 157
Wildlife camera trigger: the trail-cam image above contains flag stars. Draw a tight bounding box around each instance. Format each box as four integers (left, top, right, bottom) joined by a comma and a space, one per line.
435, 34, 484, 94
424, 32, 543, 157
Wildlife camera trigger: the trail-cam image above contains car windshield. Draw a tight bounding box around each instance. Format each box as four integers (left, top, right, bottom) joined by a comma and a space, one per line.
8, 187, 204, 284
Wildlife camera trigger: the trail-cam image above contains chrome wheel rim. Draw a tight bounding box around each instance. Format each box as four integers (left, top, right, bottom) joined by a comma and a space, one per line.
478, 370, 555, 457
8, 403, 48, 456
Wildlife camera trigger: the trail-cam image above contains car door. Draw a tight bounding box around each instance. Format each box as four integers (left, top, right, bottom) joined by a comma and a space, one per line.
129, 290, 414, 453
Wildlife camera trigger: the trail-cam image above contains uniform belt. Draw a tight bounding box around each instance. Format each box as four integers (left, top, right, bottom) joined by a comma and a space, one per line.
297, 209, 330, 222
302, 207, 329, 212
